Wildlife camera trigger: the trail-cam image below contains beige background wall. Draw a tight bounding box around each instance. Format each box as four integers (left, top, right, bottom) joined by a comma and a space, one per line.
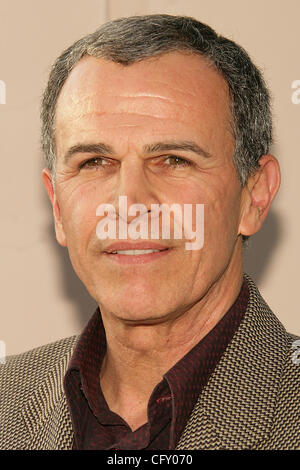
1, 0, 299, 356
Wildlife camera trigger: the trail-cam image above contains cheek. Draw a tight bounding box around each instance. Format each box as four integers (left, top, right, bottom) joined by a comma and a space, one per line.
189, 174, 241, 247
206, 184, 241, 248
58, 182, 103, 247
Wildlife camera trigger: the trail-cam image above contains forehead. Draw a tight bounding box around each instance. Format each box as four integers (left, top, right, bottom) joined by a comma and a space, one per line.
55, 51, 232, 154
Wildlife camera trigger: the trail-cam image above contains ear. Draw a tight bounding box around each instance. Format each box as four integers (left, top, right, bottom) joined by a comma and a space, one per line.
238, 155, 281, 237
42, 168, 67, 246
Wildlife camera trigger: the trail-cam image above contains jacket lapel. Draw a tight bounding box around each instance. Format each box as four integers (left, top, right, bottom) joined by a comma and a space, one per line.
176, 274, 287, 450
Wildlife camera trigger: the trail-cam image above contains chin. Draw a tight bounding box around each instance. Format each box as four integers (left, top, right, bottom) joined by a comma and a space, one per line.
98, 292, 175, 324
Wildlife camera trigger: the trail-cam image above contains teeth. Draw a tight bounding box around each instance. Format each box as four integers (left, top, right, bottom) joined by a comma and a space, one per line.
111, 249, 161, 255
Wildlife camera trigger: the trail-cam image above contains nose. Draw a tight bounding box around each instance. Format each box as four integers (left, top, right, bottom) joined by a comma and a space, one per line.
113, 157, 160, 223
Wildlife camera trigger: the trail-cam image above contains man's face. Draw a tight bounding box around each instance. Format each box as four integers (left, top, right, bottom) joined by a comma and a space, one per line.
51, 51, 245, 323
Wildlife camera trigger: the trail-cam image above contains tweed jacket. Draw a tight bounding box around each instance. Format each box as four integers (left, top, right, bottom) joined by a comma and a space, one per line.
0, 274, 299, 450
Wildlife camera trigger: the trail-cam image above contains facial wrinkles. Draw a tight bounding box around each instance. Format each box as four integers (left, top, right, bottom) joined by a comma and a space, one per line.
50, 55, 246, 332
58, 92, 198, 130
57, 69, 192, 115
56, 54, 232, 138
56, 97, 232, 166
59, 56, 200, 102
55, 54, 235, 192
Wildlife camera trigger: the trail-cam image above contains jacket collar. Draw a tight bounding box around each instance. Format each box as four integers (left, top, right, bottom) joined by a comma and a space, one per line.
176, 274, 287, 449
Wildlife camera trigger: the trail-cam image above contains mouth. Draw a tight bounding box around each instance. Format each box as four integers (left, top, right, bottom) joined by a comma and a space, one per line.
103, 247, 171, 265
109, 248, 166, 255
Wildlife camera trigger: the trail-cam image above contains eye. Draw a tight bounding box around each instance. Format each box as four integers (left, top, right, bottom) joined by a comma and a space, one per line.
164, 155, 193, 167
79, 157, 110, 169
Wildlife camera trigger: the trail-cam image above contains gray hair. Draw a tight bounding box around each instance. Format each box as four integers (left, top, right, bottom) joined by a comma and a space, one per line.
41, 14, 272, 188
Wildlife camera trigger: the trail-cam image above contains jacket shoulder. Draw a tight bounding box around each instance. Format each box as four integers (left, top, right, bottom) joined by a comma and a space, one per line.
0, 335, 78, 408
258, 331, 300, 450
0, 336, 78, 450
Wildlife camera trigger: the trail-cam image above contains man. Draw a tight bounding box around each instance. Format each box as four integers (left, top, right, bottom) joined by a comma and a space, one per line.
0, 15, 299, 450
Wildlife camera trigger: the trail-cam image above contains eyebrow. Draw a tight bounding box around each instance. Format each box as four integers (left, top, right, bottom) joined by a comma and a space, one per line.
64, 143, 114, 163
63, 140, 211, 163
143, 141, 212, 159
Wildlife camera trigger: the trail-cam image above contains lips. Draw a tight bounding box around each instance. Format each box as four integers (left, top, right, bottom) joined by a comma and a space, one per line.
104, 241, 170, 254
103, 242, 172, 265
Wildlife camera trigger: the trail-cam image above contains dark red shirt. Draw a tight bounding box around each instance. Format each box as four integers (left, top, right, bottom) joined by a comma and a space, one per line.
64, 278, 249, 450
